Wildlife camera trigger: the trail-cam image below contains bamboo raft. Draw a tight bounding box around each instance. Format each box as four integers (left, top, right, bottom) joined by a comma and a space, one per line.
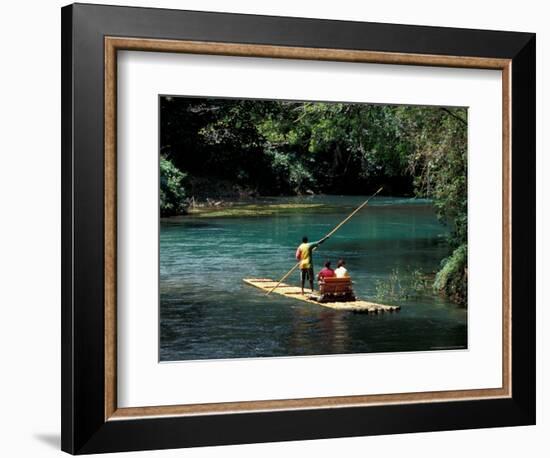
243, 278, 400, 314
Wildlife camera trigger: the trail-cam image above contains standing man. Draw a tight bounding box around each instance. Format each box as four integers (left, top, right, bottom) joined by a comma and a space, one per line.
295, 235, 328, 294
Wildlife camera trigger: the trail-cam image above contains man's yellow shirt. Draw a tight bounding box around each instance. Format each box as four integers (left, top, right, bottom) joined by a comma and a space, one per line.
297, 242, 313, 269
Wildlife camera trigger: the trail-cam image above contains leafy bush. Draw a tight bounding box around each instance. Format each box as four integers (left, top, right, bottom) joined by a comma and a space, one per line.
433, 244, 468, 306
160, 157, 187, 216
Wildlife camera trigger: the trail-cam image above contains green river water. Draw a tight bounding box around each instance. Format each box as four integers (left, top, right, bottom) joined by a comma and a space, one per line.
160, 195, 467, 361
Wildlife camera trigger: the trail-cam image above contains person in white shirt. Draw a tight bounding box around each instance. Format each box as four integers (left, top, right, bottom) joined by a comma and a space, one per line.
334, 259, 350, 278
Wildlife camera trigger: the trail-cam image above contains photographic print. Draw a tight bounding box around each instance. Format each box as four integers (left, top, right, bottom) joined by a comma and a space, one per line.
159, 96, 468, 361
62, 7, 535, 451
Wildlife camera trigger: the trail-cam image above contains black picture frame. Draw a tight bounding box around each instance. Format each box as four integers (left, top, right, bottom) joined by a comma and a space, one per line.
61, 3, 535, 454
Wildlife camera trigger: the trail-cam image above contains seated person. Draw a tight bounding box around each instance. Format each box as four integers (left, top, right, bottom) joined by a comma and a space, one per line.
335, 259, 350, 278
317, 261, 335, 281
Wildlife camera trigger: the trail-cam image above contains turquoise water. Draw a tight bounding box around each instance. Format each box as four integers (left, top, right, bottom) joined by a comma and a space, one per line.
160, 196, 467, 361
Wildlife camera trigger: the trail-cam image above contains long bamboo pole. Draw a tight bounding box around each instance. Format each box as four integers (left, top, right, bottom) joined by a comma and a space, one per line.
266, 187, 383, 295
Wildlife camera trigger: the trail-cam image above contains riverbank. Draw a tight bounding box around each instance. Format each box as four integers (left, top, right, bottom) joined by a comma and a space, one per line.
187, 202, 325, 218
164, 193, 421, 219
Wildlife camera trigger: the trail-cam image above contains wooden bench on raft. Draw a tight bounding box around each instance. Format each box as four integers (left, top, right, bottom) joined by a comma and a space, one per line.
317, 277, 355, 302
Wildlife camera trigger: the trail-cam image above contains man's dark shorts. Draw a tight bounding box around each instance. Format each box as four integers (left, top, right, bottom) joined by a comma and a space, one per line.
301, 267, 314, 283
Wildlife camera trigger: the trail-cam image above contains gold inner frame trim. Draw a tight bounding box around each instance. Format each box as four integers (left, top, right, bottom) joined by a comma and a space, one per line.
104, 36, 512, 421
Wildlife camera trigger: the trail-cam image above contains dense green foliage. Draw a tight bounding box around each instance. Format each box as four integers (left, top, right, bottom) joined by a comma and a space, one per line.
160, 97, 468, 304
434, 244, 468, 305
160, 98, 416, 196
160, 156, 187, 217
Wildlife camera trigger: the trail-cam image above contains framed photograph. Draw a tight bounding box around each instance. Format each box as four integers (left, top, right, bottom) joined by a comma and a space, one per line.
61, 3, 536, 454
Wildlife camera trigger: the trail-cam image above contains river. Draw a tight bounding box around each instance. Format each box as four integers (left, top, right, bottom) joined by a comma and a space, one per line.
160, 195, 467, 361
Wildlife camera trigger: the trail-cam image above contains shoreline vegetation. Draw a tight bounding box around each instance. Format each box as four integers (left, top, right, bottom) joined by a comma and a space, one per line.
187, 201, 326, 218
160, 97, 467, 306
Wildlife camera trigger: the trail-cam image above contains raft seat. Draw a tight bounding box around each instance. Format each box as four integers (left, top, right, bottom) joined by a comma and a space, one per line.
318, 277, 355, 301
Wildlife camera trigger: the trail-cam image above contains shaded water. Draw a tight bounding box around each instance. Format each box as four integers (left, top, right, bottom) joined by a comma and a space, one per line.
160, 196, 467, 361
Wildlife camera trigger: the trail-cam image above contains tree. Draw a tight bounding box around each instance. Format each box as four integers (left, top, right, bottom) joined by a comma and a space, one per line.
398, 106, 468, 304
